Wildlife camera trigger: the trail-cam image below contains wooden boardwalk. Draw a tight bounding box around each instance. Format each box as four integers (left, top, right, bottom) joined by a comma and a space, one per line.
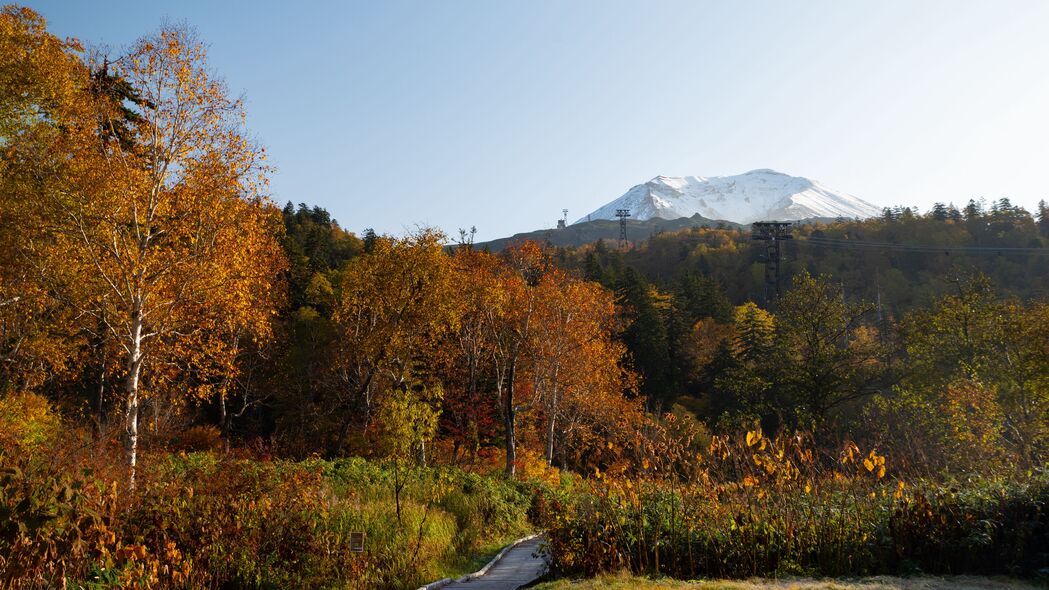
442, 536, 548, 590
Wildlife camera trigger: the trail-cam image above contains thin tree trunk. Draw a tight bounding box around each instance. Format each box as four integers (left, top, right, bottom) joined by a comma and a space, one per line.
124, 304, 145, 490
545, 370, 560, 465
219, 334, 240, 455
96, 354, 106, 437
504, 359, 517, 478
546, 412, 557, 466
220, 391, 230, 454
125, 366, 142, 489
504, 407, 516, 477
125, 390, 139, 487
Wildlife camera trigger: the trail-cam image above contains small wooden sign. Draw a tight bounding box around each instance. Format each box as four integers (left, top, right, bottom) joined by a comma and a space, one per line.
349, 531, 365, 553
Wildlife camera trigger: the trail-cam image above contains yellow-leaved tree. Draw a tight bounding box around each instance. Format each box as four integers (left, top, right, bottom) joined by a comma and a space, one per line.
0, 7, 90, 392
6, 24, 285, 486
331, 229, 459, 456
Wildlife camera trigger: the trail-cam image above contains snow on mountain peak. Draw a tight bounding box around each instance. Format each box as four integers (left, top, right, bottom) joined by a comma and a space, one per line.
577, 170, 880, 225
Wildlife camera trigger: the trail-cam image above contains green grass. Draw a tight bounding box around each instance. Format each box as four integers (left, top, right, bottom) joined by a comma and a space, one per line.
316, 456, 535, 586
436, 532, 529, 580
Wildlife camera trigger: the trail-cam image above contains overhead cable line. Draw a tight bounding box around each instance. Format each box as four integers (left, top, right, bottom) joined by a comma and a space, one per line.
798, 236, 1049, 256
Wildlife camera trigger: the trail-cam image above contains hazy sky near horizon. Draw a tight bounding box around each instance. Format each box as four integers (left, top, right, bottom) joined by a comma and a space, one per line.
27, 0, 1049, 239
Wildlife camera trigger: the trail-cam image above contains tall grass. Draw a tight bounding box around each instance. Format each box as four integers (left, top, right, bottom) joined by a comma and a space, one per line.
0, 444, 534, 589
533, 430, 1049, 580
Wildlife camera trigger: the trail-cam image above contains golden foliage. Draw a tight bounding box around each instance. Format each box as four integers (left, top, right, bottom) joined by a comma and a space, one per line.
1, 16, 286, 482
0, 392, 59, 452
0, 6, 90, 390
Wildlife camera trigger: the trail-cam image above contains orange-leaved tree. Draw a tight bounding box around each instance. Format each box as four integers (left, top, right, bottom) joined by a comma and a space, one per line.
530, 269, 639, 467
438, 246, 505, 463
0, 7, 92, 393
8, 24, 284, 486
489, 241, 552, 477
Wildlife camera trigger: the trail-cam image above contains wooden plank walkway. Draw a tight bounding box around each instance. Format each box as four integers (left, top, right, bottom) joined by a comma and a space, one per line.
442, 536, 548, 590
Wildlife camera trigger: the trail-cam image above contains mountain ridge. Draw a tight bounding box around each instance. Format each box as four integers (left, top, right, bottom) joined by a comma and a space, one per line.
473, 214, 740, 251
578, 169, 880, 225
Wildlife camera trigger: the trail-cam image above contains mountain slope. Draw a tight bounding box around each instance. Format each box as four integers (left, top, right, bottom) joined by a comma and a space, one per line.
474, 214, 740, 251
578, 169, 880, 225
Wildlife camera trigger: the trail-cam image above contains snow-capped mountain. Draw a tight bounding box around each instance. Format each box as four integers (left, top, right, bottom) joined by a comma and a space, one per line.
577, 169, 880, 225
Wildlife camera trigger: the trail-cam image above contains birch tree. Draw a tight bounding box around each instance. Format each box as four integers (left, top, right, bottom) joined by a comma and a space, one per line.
10, 25, 283, 486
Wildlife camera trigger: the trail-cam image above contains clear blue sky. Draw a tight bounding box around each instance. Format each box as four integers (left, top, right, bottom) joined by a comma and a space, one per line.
27, 1, 1049, 240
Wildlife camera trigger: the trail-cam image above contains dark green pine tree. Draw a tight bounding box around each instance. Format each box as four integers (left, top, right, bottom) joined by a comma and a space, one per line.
964, 199, 983, 220
698, 339, 740, 422
90, 59, 154, 150
282, 203, 363, 308
617, 269, 675, 410
676, 273, 732, 323
362, 228, 378, 253
1037, 200, 1049, 238
582, 252, 604, 283
930, 202, 949, 221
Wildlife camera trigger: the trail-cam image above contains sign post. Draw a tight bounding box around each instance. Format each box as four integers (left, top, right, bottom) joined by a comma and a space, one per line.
349, 531, 365, 553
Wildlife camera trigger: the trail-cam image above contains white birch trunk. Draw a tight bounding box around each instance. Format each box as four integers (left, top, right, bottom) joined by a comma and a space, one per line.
124, 301, 144, 490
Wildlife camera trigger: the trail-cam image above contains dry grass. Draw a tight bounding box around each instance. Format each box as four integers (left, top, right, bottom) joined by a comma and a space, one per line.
533, 574, 1044, 590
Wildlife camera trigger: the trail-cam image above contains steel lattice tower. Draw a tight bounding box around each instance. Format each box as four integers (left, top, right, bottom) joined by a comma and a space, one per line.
751, 221, 793, 304
615, 209, 631, 249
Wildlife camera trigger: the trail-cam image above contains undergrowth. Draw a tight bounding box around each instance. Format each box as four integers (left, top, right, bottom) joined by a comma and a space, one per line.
531, 430, 1049, 581
0, 444, 534, 589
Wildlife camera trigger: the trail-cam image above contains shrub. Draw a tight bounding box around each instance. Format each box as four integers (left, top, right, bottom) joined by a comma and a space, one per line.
0, 457, 116, 587
168, 425, 223, 452
0, 392, 60, 453
537, 430, 1049, 580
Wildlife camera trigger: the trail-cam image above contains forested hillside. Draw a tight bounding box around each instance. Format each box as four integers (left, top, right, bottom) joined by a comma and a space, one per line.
558, 201, 1049, 309
476, 213, 739, 251
545, 204, 1049, 416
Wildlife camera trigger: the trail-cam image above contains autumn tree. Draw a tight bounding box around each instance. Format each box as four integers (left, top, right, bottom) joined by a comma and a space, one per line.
438, 242, 641, 474
0, 7, 90, 393
378, 382, 443, 519
530, 271, 640, 468
994, 301, 1049, 465
438, 247, 504, 463
489, 242, 548, 477
685, 316, 735, 420
774, 273, 888, 428
899, 276, 1049, 467
687, 317, 736, 371
529, 270, 618, 464
330, 229, 459, 456
5, 24, 285, 486
902, 275, 1000, 390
